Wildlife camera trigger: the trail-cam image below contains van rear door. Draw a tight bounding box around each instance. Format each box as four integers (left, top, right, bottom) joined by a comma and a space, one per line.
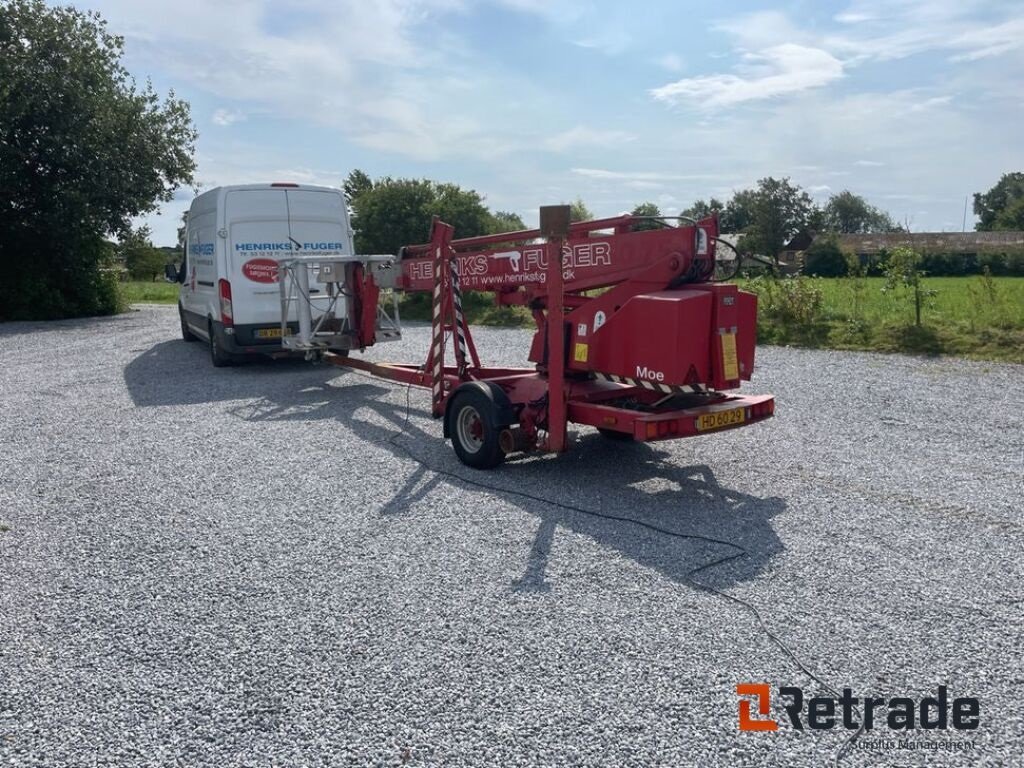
225, 189, 294, 328
225, 187, 347, 331
284, 189, 350, 260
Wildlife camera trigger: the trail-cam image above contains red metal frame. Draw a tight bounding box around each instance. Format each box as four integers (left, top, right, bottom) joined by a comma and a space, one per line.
330, 213, 775, 457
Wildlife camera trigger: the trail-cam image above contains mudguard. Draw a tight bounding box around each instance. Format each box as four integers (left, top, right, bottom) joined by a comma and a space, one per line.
443, 381, 516, 437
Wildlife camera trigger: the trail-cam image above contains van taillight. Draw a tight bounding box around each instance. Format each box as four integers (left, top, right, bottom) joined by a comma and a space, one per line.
218, 279, 233, 326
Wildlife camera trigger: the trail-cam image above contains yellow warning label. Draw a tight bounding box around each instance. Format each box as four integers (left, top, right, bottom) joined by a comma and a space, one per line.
574, 342, 589, 363
721, 333, 739, 380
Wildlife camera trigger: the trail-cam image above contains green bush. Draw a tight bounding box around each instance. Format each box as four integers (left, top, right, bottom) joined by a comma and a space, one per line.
747, 274, 825, 325
0, 235, 126, 321
977, 251, 1024, 276
803, 234, 848, 276
919, 252, 978, 276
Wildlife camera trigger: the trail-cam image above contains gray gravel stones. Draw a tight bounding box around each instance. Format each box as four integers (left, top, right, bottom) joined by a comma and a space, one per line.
1, 305, 1021, 767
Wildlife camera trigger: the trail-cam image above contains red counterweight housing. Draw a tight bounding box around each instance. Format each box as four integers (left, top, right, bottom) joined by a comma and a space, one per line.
530, 283, 757, 392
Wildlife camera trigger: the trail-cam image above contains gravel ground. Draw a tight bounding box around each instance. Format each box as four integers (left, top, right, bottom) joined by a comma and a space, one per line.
1, 305, 1021, 768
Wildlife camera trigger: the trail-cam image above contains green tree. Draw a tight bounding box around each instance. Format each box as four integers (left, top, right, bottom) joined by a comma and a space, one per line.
351, 177, 492, 253
736, 177, 816, 265
567, 198, 593, 223
802, 234, 848, 276
720, 189, 758, 233
681, 198, 725, 223
882, 246, 935, 327
0, 0, 196, 320
488, 210, 527, 234
177, 211, 188, 248
630, 201, 662, 231
343, 169, 374, 203
822, 190, 898, 233
120, 226, 165, 281
991, 197, 1024, 230
974, 172, 1024, 230
431, 182, 492, 239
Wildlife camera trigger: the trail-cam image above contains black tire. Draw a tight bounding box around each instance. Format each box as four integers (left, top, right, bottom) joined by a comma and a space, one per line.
180, 306, 197, 342
597, 427, 633, 441
208, 321, 234, 368
449, 390, 506, 469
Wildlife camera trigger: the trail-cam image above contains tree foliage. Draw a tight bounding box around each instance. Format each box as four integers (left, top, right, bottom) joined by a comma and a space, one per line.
120, 226, 166, 281
567, 198, 593, 223
802, 234, 848, 277
488, 210, 527, 234
720, 190, 758, 233
736, 177, 815, 261
343, 169, 373, 203
347, 173, 493, 254
974, 172, 1024, 231
0, 0, 196, 319
630, 201, 662, 231
882, 246, 935, 327
681, 198, 725, 223
822, 190, 898, 233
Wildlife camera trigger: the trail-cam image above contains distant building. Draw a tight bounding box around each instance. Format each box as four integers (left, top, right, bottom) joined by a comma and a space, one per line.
833, 231, 1024, 257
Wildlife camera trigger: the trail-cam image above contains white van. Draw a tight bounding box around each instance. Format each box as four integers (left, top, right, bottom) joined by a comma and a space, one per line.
170, 183, 353, 366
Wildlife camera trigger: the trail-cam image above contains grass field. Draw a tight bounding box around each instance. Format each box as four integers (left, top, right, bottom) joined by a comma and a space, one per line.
741, 275, 1024, 363
122, 280, 179, 304
124, 276, 1023, 363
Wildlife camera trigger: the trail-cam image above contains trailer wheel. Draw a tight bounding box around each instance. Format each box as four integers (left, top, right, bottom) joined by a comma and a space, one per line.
179, 306, 197, 342
450, 390, 506, 469
208, 321, 234, 368
597, 427, 633, 441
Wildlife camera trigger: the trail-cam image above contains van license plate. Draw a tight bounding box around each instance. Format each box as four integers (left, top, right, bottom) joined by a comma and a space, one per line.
255, 328, 284, 338
696, 408, 745, 431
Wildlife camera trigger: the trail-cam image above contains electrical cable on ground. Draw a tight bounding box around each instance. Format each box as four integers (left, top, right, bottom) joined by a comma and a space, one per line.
347, 369, 863, 767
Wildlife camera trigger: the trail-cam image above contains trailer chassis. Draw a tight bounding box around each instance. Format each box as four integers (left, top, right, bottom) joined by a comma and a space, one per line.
325, 213, 775, 469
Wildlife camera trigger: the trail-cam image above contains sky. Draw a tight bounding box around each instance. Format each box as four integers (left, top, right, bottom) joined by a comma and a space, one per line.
65, 0, 1024, 245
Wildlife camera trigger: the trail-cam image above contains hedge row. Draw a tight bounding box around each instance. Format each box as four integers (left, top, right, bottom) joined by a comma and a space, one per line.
803, 237, 1024, 277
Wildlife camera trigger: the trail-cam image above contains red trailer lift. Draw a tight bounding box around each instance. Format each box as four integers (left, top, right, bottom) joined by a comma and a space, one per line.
327, 206, 774, 469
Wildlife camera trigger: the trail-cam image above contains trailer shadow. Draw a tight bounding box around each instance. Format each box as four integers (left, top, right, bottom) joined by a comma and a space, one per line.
123, 342, 786, 592
227, 369, 787, 593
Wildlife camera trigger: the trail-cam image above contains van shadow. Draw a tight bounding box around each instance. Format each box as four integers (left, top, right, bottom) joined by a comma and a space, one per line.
123, 342, 786, 592
215, 367, 787, 593
124, 339, 322, 407
0, 311, 145, 338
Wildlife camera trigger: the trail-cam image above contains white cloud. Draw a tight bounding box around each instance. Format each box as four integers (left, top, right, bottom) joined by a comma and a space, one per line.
650, 44, 844, 108
571, 168, 726, 182
573, 28, 631, 56
211, 108, 245, 126
98, 0, 515, 162
825, 3, 1024, 62
544, 126, 636, 152
624, 180, 664, 190
855, 160, 885, 167
713, 11, 808, 51
909, 95, 953, 112
834, 12, 874, 24
652, 4, 1024, 113
949, 18, 1024, 61
657, 53, 685, 73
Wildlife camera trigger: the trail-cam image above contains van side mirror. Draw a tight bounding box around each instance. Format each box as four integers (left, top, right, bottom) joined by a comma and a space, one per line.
164, 263, 179, 282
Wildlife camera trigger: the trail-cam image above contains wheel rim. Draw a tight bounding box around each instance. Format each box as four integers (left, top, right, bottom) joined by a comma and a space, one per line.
455, 405, 485, 454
